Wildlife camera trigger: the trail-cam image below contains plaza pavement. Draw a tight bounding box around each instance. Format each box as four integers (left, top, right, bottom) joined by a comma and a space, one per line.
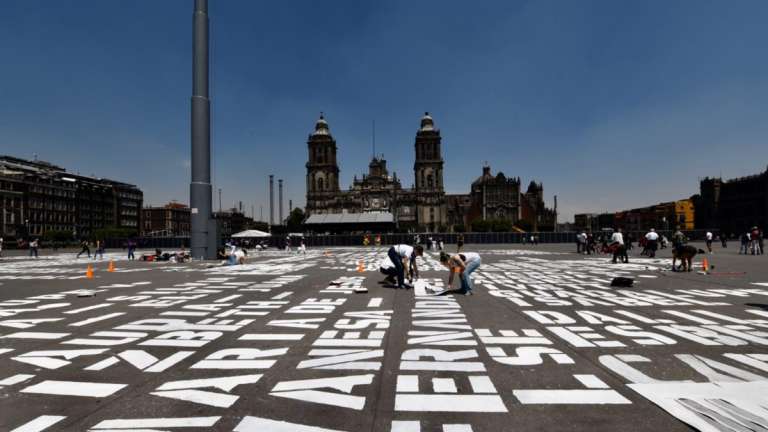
0, 242, 767, 431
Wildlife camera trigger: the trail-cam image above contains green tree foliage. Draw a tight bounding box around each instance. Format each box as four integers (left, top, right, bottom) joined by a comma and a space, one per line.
287, 208, 306, 232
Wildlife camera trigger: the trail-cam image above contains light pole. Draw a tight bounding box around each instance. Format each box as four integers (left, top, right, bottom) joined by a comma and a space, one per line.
190, 0, 215, 259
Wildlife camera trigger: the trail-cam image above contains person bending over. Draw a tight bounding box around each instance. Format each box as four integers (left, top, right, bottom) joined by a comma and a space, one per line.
387, 244, 423, 289
439, 251, 482, 296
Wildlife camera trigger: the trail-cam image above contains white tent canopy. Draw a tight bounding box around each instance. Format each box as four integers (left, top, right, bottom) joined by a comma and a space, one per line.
231, 229, 271, 238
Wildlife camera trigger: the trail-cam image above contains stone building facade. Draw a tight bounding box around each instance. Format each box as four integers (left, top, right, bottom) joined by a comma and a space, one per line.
305, 113, 447, 231
0, 155, 142, 239
694, 167, 768, 234
304, 113, 554, 232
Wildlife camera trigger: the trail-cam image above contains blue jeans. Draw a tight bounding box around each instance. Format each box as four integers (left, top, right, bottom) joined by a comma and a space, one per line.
388, 247, 405, 287
460, 259, 481, 293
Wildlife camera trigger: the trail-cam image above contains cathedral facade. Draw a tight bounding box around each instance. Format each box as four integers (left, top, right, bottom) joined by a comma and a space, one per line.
305, 112, 447, 231
305, 112, 555, 232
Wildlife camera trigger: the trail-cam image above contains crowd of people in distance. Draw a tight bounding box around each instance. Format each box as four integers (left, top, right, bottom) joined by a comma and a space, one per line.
576, 225, 764, 271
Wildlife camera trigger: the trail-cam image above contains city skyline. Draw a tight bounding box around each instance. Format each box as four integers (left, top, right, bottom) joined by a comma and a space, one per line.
2, 0, 768, 221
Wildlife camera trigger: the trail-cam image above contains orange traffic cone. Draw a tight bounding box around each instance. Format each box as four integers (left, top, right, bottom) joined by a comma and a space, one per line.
702, 257, 709, 273
86, 264, 94, 279
107, 259, 115, 272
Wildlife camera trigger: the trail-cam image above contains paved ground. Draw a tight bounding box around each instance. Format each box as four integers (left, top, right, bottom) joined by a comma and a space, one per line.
0, 242, 767, 431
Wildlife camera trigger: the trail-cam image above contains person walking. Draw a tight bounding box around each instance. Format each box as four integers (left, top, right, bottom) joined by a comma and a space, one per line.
0, 236, 4, 258
759, 229, 764, 255
705, 231, 713, 253
77, 240, 91, 258
387, 243, 424, 289
720, 231, 728, 248
439, 251, 482, 296
29, 238, 39, 258
127, 239, 136, 261
610, 228, 627, 263
645, 228, 659, 258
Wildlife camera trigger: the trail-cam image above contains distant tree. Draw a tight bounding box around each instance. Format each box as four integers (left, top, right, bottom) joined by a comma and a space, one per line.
515, 220, 533, 232
471, 219, 491, 232
452, 224, 466, 233
250, 221, 270, 232
286, 208, 306, 232
93, 226, 137, 240
491, 219, 512, 232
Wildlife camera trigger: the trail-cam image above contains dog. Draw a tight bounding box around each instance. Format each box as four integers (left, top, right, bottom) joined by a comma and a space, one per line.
672, 245, 698, 272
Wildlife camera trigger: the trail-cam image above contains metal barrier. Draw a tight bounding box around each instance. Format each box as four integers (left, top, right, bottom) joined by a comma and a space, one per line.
2, 230, 725, 251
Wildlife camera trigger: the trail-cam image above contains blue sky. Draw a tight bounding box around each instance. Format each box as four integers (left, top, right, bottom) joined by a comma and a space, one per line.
1, 0, 767, 221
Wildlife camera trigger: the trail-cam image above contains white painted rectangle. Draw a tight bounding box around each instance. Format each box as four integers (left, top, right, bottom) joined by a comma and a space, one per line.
10, 415, 66, 432
513, 389, 631, 404
574, 374, 610, 389
92, 416, 220, 428
367, 297, 383, 308
394, 394, 507, 412
397, 375, 419, 393
70, 312, 125, 327
64, 303, 112, 315
391, 420, 420, 432
1, 332, 69, 340
239, 333, 304, 341
21, 380, 126, 397
432, 378, 458, 393
468, 376, 497, 393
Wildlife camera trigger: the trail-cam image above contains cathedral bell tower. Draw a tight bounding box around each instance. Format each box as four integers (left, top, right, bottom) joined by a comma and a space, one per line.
306, 113, 340, 215
413, 112, 446, 230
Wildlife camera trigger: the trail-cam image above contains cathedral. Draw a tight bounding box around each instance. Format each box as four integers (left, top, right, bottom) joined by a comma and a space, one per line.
305, 112, 555, 232
305, 112, 446, 231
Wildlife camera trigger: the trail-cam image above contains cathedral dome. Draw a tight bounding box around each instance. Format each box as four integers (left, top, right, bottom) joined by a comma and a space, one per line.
312, 113, 330, 136
419, 112, 435, 132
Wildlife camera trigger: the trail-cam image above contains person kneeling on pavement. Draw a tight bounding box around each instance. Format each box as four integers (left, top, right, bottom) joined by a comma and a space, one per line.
439, 251, 482, 296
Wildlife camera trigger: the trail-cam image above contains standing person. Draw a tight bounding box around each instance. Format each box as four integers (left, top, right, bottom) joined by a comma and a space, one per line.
610, 228, 627, 263
298, 240, 307, 255
127, 239, 136, 261
752, 226, 762, 255
77, 239, 91, 259
0, 236, 4, 258
387, 243, 424, 289
29, 238, 39, 258
576, 232, 583, 254
284, 236, 292, 254
456, 234, 464, 253
720, 231, 728, 248
740, 232, 749, 254
625, 233, 634, 251
438, 238, 444, 251
705, 231, 713, 253
530, 235, 536, 245
645, 228, 659, 258
759, 229, 764, 255
439, 251, 481, 296
93, 240, 104, 260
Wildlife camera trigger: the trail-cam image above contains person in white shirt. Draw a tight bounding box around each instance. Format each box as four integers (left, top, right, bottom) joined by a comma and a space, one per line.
645, 228, 659, 258
705, 231, 713, 253
387, 244, 424, 288
439, 251, 482, 295
610, 228, 628, 263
